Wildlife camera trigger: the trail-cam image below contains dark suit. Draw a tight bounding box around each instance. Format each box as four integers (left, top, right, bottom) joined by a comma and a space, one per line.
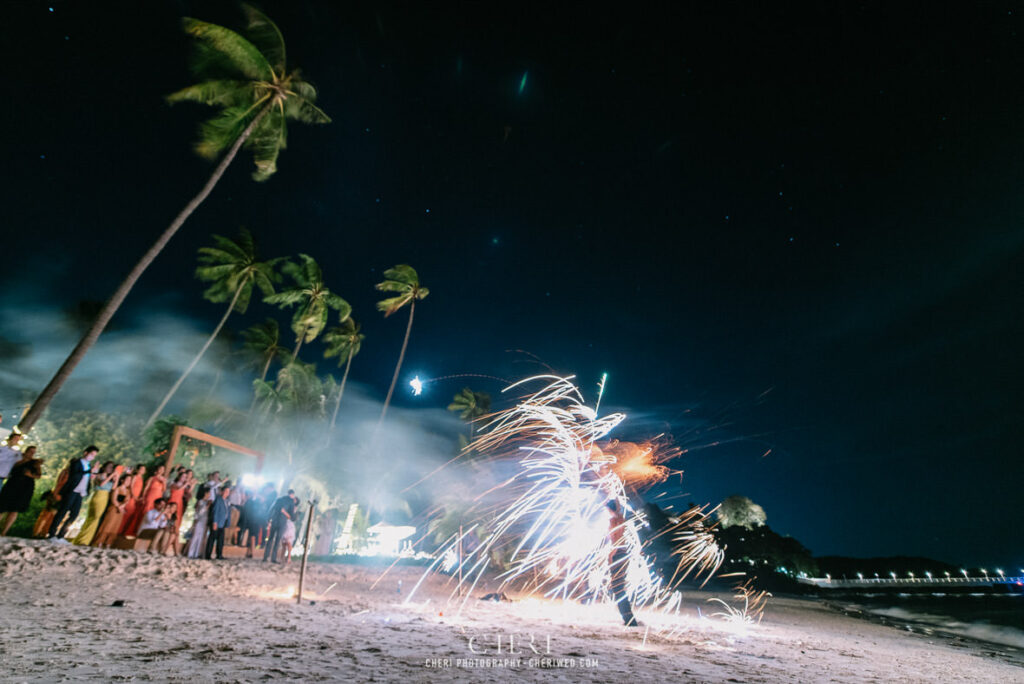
262, 495, 296, 562
205, 496, 230, 560
48, 457, 92, 538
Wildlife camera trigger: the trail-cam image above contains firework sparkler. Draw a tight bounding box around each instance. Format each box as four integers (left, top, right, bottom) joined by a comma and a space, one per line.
407, 375, 729, 626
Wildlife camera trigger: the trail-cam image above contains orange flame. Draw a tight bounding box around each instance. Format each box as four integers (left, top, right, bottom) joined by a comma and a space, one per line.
603, 440, 671, 486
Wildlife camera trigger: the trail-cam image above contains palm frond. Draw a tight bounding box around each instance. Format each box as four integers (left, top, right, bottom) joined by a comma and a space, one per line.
167, 79, 253, 107
284, 94, 332, 124
242, 3, 287, 76
247, 111, 285, 181
264, 290, 307, 306
194, 104, 262, 159
376, 295, 411, 317
182, 17, 273, 81
381, 264, 419, 285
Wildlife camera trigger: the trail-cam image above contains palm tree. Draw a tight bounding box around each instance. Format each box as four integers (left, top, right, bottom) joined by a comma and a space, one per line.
323, 318, 364, 430
447, 387, 492, 436
15, 5, 330, 434
264, 254, 351, 359
375, 265, 429, 425
146, 229, 281, 425
241, 318, 289, 384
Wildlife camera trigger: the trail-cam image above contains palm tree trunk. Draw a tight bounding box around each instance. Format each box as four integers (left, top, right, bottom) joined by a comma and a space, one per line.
259, 353, 274, 383
247, 353, 276, 416
145, 280, 246, 426
329, 348, 354, 431
378, 302, 415, 427
15, 103, 273, 434
291, 331, 305, 360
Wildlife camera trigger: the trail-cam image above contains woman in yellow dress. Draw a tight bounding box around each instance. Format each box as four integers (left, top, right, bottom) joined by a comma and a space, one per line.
72, 461, 116, 545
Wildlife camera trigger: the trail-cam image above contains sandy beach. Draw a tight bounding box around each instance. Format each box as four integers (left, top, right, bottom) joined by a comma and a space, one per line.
0, 538, 1018, 683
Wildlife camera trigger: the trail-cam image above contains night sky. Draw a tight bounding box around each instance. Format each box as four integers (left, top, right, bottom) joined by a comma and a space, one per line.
4, 1, 1024, 567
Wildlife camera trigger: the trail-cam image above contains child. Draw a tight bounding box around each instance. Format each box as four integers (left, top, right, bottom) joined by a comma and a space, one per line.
281, 517, 296, 564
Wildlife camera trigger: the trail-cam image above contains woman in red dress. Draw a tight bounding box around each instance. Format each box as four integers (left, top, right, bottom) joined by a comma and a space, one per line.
134, 465, 167, 534
119, 464, 147, 535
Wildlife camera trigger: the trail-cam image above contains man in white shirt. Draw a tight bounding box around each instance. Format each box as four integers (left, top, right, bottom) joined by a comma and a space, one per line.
137, 499, 168, 549
48, 446, 99, 541
149, 501, 178, 554
0, 433, 23, 485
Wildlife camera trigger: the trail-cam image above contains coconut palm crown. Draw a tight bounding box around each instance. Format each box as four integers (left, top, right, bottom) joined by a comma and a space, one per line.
167, 4, 331, 180
264, 254, 351, 358
195, 228, 281, 313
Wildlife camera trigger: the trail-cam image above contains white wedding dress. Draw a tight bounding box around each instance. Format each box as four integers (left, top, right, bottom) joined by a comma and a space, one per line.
184, 499, 210, 558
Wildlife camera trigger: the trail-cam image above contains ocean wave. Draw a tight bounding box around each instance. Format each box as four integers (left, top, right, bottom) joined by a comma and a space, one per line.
866, 606, 1024, 649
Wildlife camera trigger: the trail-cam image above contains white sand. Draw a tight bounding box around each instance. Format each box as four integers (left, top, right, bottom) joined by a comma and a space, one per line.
0, 539, 1018, 682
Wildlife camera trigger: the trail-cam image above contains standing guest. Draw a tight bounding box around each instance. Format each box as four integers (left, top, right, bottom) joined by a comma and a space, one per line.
166, 473, 186, 520
119, 464, 147, 535
0, 446, 43, 534
263, 489, 298, 564
33, 461, 70, 537
242, 488, 267, 558
137, 464, 167, 525
228, 483, 246, 545
32, 490, 60, 538
205, 485, 231, 560
48, 446, 99, 541
180, 469, 196, 517
184, 484, 212, 558
136, 498, 168, 549
0, 433, 24, 486
73, 461, 116, 545
204, 471, 221, 495
92, 474, 131, 548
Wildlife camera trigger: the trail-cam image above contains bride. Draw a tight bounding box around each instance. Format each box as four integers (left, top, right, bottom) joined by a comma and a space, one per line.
184, 485, 212, 558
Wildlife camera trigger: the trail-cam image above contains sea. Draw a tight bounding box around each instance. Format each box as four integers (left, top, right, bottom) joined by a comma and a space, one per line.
833, 592, 1024, 650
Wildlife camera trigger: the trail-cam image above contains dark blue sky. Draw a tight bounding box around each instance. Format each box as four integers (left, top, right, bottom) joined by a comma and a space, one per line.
4, 1, 1024, 567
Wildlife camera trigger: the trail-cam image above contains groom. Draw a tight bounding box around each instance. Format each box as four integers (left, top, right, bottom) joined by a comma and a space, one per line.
48, 445, 99, 540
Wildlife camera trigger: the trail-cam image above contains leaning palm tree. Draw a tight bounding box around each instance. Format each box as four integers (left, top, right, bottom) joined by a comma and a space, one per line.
323, 318, 364, 430
15, 5, 330, 434
375, 264, 429, 425
146, 229, 281, 425
264, 254, 351, 359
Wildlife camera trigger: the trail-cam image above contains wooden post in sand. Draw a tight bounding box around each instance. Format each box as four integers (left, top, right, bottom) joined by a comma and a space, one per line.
297, 500, 316, 605
458, 524, 463, 597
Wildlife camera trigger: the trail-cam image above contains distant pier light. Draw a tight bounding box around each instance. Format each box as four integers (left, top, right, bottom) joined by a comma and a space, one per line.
857, 572, 864, 580
981, 569, 989, 579
997, 569, 1004, 579
944, 571, 951, 579
890, 571, 897, 580
925, 571, 932, 580
908, 572, 915, 579
961, 569, 969, 579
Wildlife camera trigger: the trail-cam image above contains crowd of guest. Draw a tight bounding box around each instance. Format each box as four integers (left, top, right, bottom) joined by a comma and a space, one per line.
0, 441, 302, 563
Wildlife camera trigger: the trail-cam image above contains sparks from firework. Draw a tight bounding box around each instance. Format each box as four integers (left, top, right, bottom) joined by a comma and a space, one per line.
706, 579, 772, 625
406, 375, 726, 627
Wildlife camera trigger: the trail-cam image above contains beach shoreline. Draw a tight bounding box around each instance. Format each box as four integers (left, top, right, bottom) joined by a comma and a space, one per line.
0, 538, 1018, 682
